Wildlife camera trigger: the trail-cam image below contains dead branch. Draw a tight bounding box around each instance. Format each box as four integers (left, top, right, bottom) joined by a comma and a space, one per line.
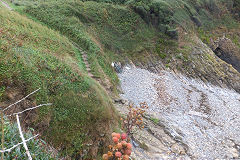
0, 88, 51, 159
16, 114, 32, 160
0, 134, 39, 153
6, 103, 52, 117
3, 88, 40, 112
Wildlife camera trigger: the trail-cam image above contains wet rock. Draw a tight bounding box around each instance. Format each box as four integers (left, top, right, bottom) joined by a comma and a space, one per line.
112, 62, 122, 73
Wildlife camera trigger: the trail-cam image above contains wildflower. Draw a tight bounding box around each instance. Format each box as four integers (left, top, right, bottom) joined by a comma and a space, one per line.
102, 154, 108, 160
115, 151, 122, 158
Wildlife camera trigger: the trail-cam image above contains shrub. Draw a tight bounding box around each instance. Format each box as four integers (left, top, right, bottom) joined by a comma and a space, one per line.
0, 118, 56, 159
102, 132, 132, 160
130, 0, 176, 37
233, 0, 240, 18
121, 102, 147, 136
159, 53, 167, 59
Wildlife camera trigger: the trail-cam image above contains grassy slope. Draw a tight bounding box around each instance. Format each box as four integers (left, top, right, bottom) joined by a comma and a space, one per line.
7, 0, 240, 100
24, 0, 160, 66
0, 6, 115, 158
22, 0, 239, 63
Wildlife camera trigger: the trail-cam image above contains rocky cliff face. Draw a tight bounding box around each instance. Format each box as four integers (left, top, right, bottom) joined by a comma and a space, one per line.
211, 36, 240, 72
182, 35, 240, 93
134, 32, 240, 94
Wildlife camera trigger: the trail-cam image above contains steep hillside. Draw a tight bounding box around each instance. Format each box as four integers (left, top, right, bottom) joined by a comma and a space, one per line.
1, 0, 240, 159
24, 0, 160, 82
0, 6, 116, 158
22, 0, 240, 91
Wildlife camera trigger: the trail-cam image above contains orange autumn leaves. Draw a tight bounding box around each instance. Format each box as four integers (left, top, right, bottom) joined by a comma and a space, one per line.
122, 102, 148, 135
102, 132, 132, 160
103, 103, 148, 160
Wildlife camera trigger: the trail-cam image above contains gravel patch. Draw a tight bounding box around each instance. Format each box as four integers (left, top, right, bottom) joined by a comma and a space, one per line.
118, 66, 240, 159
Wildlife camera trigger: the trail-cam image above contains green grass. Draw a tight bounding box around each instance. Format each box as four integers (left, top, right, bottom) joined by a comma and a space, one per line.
159, 53, 167, 59
23, 0, 159, 78
231, 35, 240, 48
0, 7, 116, 158
13, 0, 240, 67
197, 28, 212, 45
155, 35, 178, 63
150, 117, 159, 124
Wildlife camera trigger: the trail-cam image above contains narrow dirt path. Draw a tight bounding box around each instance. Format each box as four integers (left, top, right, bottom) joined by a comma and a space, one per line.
72, 43, 112, 94
80, 50, 94, 77
0, 0, 12, 10
80, 49, 112, 93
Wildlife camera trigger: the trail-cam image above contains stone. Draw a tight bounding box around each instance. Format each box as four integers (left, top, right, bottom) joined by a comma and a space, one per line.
114, 98, 128, 105
118, 66, 240, 159
229, 148, 239, 158
171, 143, 186, 155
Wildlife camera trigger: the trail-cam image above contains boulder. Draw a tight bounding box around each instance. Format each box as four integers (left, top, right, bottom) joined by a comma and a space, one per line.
211, 37, 240, 72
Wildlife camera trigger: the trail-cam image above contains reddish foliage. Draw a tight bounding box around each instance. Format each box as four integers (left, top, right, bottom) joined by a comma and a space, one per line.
121, 102, 148, 135
115, 152, 122, 158
112, 137, 119, 144
103, 103, 148, 159
121, 133, 127, 140
103, 132, 132, 160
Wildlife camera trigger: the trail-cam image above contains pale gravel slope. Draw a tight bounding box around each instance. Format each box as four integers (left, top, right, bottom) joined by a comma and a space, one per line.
119, 67, 240, 159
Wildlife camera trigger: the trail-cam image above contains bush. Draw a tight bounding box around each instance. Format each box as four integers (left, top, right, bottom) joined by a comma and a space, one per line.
131, 0, 176, 37
159, 53, 167, 59
0, 118, 56, 159
102, 132, 132, 160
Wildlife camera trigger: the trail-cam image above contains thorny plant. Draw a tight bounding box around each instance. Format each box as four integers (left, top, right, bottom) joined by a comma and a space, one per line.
121, 102, 148, 136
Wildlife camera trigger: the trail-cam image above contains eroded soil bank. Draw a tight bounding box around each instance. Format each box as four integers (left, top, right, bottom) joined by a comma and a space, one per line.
118, 67, 240, 160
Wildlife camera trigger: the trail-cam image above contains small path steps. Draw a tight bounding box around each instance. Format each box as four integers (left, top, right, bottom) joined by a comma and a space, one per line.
73, 43, 112, 93
81, 51, 94, 77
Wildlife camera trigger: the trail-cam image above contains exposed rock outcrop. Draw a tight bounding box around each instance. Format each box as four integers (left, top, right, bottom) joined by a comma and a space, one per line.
135, 34, 240, 94
211, 36, 240, 72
